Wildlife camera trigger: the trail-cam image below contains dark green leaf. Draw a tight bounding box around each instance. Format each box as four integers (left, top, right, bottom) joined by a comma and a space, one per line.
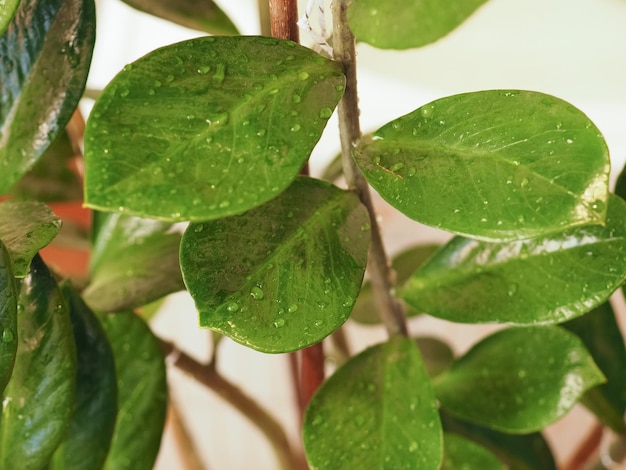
434, 326, 605, 433
49, 283, 117, 470
442, 433, 505, 470
303, 337, 442, 469
99, 311, 167, 470
121, 0, 238, 35
0, 241, 17, 393
563, 302, 626, 433
0, 0, 20, 35
416, 336, 454, 379
402, 194, 626, 325
180, 177, 369, 353
84, 36, 345, 222
354, 90, 609, 241
83, 212, 184, 312
348, 0, 488, 49
0, 0, 96, 192
0, 255, 76, 469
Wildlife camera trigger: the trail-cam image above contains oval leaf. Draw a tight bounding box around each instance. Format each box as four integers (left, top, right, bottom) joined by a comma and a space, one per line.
433, 326, 605, 433
98, 311, 167, 470
348, 0, 488, 49
83, 212, 184, 312
0, 0, 96, 192
303, 337, 443, 469
49, 283, 117, 470
442, 433, 505, 470
84, 36, 345, 222
0, 241, 17, 393
180, 177, 369, 353
0, 201, 62, 277
402, 194, 626, 325
0, 255, 76, 469
354, 90, 609, 241
416, 336, 455, 379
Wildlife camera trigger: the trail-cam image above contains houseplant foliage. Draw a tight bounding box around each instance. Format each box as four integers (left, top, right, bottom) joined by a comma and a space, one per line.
0, 0, 624, 468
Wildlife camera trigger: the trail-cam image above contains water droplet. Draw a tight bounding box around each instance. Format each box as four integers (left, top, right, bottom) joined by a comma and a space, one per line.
520, 177, 529, 188
226, 302, 239, 312
166, 74, 175, 83
273, 318, 286, 328
250, 286, 264, 300
420, 105, 435, 118
292, 94, 301, 104
390, 162, 404, 172
119, 88, 130, 97
194, 224, 204, 233
288, 304, 298, 313
409, 441, 419, 453
342, 298, 355, 308
212, 63, 226, 84
123, 64, 133, 72
2, 329, 13, 343
298, 71, 309, 80
291, 123, 301, 132
360, 222, 370, 231
197, 65, 211, 74
319, 107, 333, 119
507, 283, 519, 296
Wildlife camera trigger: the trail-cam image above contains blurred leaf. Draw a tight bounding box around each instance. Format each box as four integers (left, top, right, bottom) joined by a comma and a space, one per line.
121, 0, 238, 35
434, 326, 605, 433
49, 283, 117, 470
84, 36, 345, 222
83, 212, 184, 312
0, 255, 76, 469
99, 312, 167, 470
0, 241, 17, 393
442, 433, 505, 470
181, 177, 369, 353
0, 201, 61, 277
0, 0, 95, 192
0, 0, 20, 35
416, 336, 455, 379
321, 152, 343, 182
354, 90, 609, 241
402, 194, 626, 324
303, 336, 442, 469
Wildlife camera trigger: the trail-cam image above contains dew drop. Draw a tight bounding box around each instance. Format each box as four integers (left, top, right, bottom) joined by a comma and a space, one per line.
119, 88, 130, 97
319, 108, 333, 119
507, 283, 519, 296
212, 63, 226, 84
291, 123, 301, 132
250, 286, 264, 300
298, 71, 309, 80
197, 65, 211, 74
194, 224, 204, 233
288, 304, 298, 313
420, 105, 435, 118
520, 177, 529, 188
292, 94, 301, 104
166, 74, 175, 83
2, 329, 14, 343
273, 318, 286, 328
226, 302, 239, 312
390, 162, 404, 172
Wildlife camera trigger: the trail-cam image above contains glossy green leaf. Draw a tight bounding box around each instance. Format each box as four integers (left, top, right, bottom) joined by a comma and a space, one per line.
0, 242, 17, 393
0, 201, 62, 277
441, 412, 556, 470
49, 283, 117, 470
433, 326, 605, 433
442, 433, 505, 470
0, 0, 20, 35
303, 336, 442, 469
416, 336, 455, 379
0, 0, 96, 192
402, 194, 626, 325
84, 36, 345, 222
83, 212, 184, 312
180, 177, 369, 353
354, 90, 609, 241
121, 0, 238, 35
352, 244, 438, 324
563, 302, 626, 433
99, 311, 167, 470
0, 255, 76, 469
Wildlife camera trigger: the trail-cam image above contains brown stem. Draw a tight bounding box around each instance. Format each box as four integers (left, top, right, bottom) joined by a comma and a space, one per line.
168, 400, 207, 470
268, 0, 299, 42
300, 343, 325, 408
563, 423, 603, 470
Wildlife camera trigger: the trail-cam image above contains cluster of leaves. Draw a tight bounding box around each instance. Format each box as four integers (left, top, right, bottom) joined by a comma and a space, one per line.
0, 0, 625, 469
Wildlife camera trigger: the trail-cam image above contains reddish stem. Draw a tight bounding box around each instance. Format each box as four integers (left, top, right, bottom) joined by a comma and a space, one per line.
300, 343, 325, 408
563, 423, 604, 470
268, 0, 300, 43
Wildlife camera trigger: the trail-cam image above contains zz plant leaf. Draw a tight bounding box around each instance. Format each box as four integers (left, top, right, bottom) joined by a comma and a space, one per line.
180, 177, 369, 353
0, 242, 16, 394
84, 36, 345, 222
354, 90, 609, 241
442, 433, 505, 470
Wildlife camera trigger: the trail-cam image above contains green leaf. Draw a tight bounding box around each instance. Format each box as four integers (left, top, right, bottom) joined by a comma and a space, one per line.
0, 255, 76, 469
442, 433, 505, 470
83, 212, 184, 312
402, 194, 626, 325
433, 326, 605, 433
0, 0, 96, 193
563, 302, 626, 433
0, 241, 17, 393
98, 311, 167, 470
303, 337, 442, 469
0, 0, 20, 36
441, 412, 556, 470
84, 36, 345, 222
49, 283, 117, 470
121, 0, 239, 35
180, 177, 369, 353
416, 336, 455, 379
354, 90, 609, 241
0, 201, 62, 278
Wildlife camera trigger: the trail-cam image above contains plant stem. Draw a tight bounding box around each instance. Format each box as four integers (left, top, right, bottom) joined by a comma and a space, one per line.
161, 341, 299, 470
331, 0, 408, 338
268, 0, 299, 42
168, 400, 207, 470
564, 423, 604, 470
258, 0, 271, 36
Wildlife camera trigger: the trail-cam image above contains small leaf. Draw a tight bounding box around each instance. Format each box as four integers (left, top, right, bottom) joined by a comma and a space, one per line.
49, 283, 117, 470
303, 337, 443, 469
0, 0, 20, 35
563, 302, 626, 433
84, 36, 345, 222
99, 311, 167, 470
121, 0, 239, 35
442, 433, 505, 470
402, 194, 626, 325
354, 90, 609, 241
0, 0, 96, 192
180, 177, 369, 353
434, 326, 605, 433
0, 255, 76, 469
0, 241, 17, 393
348, 0, 488, 49
416, 336, 455, 379
0, 201, 62, 277
83, 212, 184, 312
